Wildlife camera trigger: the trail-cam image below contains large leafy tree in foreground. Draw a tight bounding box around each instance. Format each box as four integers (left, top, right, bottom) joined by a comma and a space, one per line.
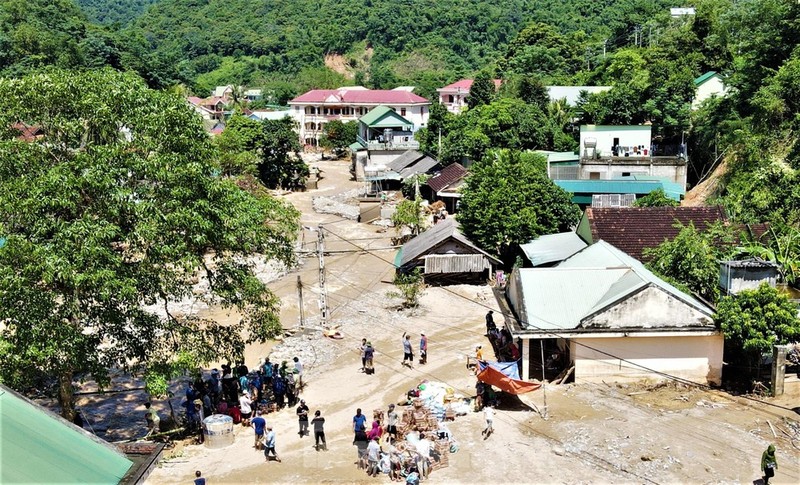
0, 69, 299, 419
457, 150, 580, 261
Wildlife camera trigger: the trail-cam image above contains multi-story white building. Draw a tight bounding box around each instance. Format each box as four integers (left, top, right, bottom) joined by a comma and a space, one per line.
436, 79, 502, 114
288, 86, 430, 146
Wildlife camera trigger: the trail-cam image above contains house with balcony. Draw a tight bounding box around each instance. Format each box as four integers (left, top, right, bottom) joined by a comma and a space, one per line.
288, 87, 430, 147
437, 79, 503, 114
578, 125, 687, 186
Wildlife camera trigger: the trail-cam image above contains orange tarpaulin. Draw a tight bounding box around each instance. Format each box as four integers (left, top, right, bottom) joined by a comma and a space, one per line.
477, 364, 541, 395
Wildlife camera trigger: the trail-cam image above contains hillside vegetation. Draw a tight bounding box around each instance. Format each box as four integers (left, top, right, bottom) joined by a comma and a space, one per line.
2, 0, 799, 229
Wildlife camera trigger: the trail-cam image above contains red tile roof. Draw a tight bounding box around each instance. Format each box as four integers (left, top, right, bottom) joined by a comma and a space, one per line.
438, 79, 503, 91
11, 122, 43, 142
187, 96, 203, 106
427, 163, 467, 192
290, 89, 429, 105
583, 206, 728, 261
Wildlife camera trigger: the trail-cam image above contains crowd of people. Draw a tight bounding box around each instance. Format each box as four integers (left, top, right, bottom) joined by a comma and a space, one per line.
351, 405, 435, 484
145, 356, 307, 444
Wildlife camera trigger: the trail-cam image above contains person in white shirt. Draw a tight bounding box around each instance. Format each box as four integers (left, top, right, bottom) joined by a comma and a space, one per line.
482, 405, 494, 437
293, 356, 304, 389
239, 391, 252, 426
366, 438, 382, 477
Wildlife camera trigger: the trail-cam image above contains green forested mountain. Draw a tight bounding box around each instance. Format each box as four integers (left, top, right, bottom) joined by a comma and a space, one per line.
1, 0, 799, 229
76, 0, 159, 26
124, 0, 675, 95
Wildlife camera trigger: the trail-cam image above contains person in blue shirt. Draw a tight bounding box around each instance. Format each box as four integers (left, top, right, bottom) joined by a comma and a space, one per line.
264, 426, 281, 462
194, 470, 205, 485
352, 408, 367, 435
251, 411, 266, 450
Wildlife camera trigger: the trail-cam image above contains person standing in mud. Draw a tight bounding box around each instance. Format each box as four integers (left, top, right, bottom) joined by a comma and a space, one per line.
761, 444, 778, 484
419, 332, 428, 365
402, 332, 414, 368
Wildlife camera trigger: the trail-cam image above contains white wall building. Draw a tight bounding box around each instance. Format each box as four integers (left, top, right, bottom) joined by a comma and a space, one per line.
692, 71, 727, 109
579, 125, 653, 159
288, 87, 430, 146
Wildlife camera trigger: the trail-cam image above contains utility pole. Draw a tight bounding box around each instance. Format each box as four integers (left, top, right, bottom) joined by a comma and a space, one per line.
297, 275, 305, 329
603, 39, 607, 59
317, 225, 328, 327
540, 340, 548, 419
585, 47, 591, 70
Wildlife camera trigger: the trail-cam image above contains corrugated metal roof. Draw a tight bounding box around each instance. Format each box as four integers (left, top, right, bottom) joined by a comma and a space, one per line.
424, 254, 489, 273
0, 385, 133, 484
399, 156, 439, 179
694, 71, 719, 86
512, 240, 714, 332
554, 178, 684, 201
558, 240, 711, 312
387, 150, 425, 172
515, 268, 630, 329
398, 218, 500, 268
520, 232, 588, 266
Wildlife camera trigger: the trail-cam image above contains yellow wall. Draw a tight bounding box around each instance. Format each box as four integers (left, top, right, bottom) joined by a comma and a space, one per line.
570, 334, 723, 385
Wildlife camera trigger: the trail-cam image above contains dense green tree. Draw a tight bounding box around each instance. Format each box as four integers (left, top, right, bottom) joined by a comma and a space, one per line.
467, 71, 496, 109
0, 69, 299, 419
715, 283, 800, 379
222, 115, 309, 190
76, 0, 158, 26
644, 222, 736, 303
632, 188, 679, 207
319, 120, 358, 157
457, 150, 580, 260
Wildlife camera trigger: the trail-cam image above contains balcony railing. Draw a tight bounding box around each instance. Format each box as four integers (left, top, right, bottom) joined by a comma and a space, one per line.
357, 135, 419, 151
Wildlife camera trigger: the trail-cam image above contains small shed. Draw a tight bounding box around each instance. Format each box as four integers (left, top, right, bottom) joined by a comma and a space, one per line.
394, 218, 500, 284
719, 258, 780, 295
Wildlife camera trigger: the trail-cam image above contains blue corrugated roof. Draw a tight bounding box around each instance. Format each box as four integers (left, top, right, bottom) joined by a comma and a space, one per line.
555, 177, 684, 201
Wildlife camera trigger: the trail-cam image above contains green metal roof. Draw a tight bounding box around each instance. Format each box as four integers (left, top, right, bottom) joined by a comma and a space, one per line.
0, 385, 133, 484
511, 241, 714, 332
358, 105, 413, 129
519, 232, 587, 266
694, 71, 719, 86
349, 141, 365, 151
555, 177, 684, 201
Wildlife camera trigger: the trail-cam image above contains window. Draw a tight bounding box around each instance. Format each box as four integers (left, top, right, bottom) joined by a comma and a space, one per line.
590, 172, 601, 180
448, 95, 454, 103
401, 108, 407, 116
622, 172, 631, 177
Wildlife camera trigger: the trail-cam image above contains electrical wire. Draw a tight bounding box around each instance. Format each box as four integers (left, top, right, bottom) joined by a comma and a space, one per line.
318, 225, 799, 414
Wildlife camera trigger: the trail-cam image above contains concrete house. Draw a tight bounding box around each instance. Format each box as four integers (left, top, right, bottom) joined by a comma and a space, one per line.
504, 241, 722, 385
692, 71, 727, 109
578, 125, 687, 186
437, 79, 502, 114
289, 87, 430, 146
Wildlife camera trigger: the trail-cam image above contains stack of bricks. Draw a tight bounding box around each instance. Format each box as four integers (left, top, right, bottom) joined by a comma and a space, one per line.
430, 439, 451, 470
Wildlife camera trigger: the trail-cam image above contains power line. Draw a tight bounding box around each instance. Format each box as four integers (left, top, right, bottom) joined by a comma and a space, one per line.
318, 225, 798, 413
